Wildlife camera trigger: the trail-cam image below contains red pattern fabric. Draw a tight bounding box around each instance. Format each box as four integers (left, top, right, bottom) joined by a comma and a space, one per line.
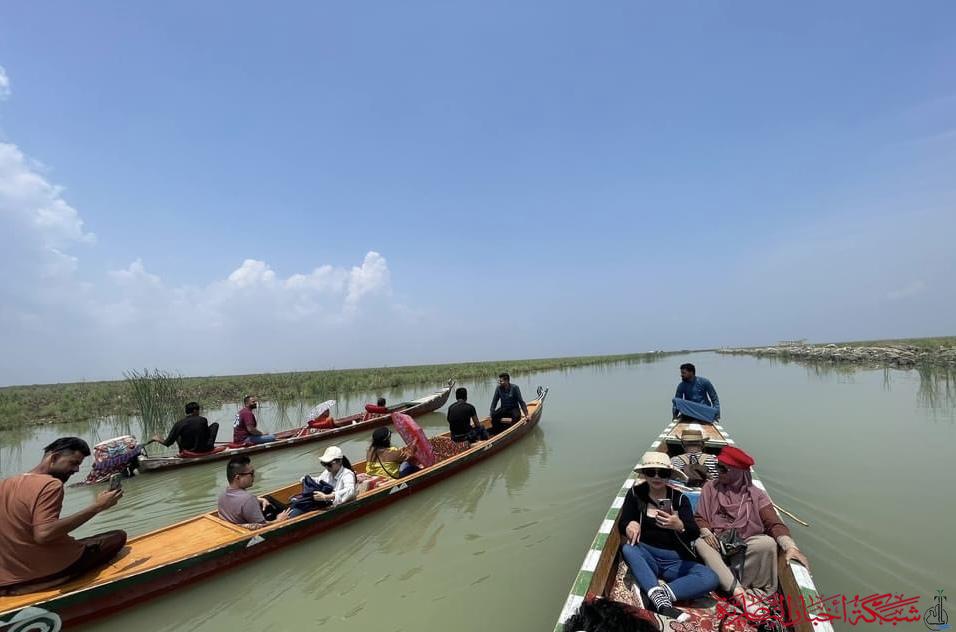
428, 435, 471, 461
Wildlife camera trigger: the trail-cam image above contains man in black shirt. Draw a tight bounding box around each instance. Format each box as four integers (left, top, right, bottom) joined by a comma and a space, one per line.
446, 388, 489, 444
489, 373, 529, 435
151, 402, 219, 453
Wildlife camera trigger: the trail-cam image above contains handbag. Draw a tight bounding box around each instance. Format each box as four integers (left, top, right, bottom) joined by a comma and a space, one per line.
288, 475, 334, 513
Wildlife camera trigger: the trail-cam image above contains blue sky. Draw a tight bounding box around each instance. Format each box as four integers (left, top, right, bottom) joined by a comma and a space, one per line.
1, 2, 955, 384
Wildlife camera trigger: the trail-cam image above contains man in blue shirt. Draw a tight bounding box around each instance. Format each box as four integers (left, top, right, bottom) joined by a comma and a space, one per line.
672, 363, 720, 423
489, 373, 529, 435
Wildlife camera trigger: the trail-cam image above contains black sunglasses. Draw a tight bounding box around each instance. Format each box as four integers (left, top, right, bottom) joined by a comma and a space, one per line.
643, 468, 672, 478
717, 464, 729, 473
321, 460, 339, 468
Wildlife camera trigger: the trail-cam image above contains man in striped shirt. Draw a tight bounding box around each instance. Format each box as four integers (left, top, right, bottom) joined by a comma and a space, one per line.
670, 426, 718, 486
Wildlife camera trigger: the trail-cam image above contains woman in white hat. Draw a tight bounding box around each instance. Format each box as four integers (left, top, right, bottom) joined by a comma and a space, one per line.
311, 445, 357, 508
618, 451, 719, 620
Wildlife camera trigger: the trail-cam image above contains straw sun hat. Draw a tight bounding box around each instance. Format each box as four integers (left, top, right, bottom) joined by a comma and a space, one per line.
632, 451, 688, 481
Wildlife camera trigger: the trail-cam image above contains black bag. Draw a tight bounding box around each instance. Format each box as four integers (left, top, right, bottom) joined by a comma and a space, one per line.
288, 475, 334, 514
717, 528, 748, 582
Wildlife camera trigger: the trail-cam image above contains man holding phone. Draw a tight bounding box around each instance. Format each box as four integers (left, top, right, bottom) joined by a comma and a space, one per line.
0, 437, 127, 596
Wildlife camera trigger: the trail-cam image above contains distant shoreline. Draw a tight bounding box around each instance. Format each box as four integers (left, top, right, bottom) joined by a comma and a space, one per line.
0, 350, 686, 430
717, 335, 956, 368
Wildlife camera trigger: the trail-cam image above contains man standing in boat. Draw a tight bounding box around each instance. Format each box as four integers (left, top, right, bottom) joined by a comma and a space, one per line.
0, 437, 127, 596
489, 373, 529, 435
234, 395, 276, 445
672, 363, 720, 423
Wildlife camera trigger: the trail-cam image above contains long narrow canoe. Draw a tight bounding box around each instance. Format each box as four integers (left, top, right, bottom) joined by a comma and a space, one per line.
137, 380, 454, 472
554, 419, 832, 632
0, 387, 548, 631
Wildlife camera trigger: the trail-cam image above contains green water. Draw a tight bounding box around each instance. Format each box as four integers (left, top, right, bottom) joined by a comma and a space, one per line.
1, 353, 953, 630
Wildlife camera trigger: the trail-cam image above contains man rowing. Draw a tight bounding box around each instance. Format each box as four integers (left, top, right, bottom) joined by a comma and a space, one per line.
0, 438, 127, 595
672, 363, 720, 423
151, 401, 219, 453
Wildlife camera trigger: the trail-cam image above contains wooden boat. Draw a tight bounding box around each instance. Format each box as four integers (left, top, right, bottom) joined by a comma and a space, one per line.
0, 387, 549, 630
553, 418, 833, 632
137, 380, 454, 473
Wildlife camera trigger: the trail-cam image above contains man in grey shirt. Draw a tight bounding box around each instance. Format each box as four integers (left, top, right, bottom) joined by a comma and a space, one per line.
217, 456, 289, 529
489, 372, 530, 435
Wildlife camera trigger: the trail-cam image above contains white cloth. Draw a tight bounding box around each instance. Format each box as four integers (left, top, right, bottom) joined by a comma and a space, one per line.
316, 467, 357, 506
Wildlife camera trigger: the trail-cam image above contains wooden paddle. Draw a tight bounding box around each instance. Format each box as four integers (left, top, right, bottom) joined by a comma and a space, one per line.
773, 503, 810, 527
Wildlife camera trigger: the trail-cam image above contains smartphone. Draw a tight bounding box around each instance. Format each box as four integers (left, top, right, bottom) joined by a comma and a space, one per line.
659, 499, 673, 514
108, 473, 122, 492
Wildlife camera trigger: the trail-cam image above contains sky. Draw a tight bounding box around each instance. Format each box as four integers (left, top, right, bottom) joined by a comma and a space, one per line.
1, 1, 955, 386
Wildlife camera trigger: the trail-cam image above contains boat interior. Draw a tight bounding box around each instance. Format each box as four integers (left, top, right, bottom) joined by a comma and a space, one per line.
578, 420, 805, 632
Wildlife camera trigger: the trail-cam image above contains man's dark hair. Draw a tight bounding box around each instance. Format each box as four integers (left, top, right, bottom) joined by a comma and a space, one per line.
377, 397, 386, 407
563, 598, 657, 632
455, 387, 467, 400
243, 395, 255, 405
43, 437, 91, 456
226, 455, 252, 483
185, 401, 200, 415
498, 372, 510, 381
680, 363, 696, 374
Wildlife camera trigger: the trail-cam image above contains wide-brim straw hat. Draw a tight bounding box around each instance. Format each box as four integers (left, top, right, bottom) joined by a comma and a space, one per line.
680, 425, 705, 443
633, 451, 688, 481
319, 446, 344, 464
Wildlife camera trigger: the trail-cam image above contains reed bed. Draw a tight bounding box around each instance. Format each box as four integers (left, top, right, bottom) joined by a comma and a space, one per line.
0, 351, 683, 429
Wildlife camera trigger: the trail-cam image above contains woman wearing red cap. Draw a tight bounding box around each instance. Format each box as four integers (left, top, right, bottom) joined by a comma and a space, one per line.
694, 446, 809, 612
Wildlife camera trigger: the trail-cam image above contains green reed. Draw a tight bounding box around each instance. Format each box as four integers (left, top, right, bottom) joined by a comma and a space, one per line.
123, 369, 185, 438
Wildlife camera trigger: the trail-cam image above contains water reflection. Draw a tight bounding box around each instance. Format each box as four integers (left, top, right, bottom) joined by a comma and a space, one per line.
757, 356, 956, 416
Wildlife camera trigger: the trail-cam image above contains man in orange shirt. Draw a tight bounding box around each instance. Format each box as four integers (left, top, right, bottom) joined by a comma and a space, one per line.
0, 437, 127, 595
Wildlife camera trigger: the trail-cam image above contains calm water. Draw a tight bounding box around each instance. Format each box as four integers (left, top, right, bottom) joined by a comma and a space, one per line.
1, 353, 954, 631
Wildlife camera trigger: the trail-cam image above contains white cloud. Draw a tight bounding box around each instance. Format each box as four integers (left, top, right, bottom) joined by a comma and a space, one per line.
227, 259, 276, 288
0, 106, 408, 383
887, 280, 927, 301
0, 65, 10, 100
109, 258, 161, 286
0, 142, 95, 249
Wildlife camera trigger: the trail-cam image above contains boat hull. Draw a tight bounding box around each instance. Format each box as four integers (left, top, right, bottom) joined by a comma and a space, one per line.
137, 381, 453, 472
0, 389, 547, 631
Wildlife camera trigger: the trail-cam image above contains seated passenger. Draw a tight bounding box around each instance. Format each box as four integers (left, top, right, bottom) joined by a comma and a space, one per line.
218, 456, 290, 529
694, 446, 809, 614
618, 452, 718, 620
672, 363, 720, 423
365, 427, 419, 479
151, 401, 219, 453
447, 387, 489, 444
489, 372, 529, 435
233, 395, 276, 445
0, 438, 127, 596
288, 446, 356, 518
363, 397, 390, 420
670, 426, 718, 486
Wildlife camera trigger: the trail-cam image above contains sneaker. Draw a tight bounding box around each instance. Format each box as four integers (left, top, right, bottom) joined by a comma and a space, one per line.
657, 605, 689, 622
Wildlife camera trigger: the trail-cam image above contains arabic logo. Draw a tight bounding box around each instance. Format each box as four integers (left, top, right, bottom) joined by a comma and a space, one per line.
925, 590, 950, 631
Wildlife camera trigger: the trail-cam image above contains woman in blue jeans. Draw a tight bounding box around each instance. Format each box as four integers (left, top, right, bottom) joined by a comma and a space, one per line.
618, 452, 719, 620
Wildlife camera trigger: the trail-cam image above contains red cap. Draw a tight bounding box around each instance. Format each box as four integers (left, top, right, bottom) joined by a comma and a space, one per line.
717, 445, 755, 469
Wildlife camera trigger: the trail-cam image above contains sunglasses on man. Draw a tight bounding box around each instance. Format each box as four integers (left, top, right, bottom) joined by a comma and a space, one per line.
643, 468, 672, 478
